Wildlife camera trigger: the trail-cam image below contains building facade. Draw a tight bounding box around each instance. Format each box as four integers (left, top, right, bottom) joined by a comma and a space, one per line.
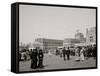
63, 31, 86, 47
86, 27, 96, 45
75, 31, 86, 43
75, 32, 84, 40
35, 38, 63, 53
63, 38, 80, 47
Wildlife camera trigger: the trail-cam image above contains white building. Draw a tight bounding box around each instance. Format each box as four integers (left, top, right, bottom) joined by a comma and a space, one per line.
86, 27, 96, 45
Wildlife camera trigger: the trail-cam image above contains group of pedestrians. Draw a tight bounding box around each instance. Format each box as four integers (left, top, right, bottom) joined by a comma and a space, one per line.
62, 47, 71, 61
30, 47, 44, 69
74, 45, 96, 61
56, 45, 96, 62
22, 45, 96, 69
75, 46, 85, 61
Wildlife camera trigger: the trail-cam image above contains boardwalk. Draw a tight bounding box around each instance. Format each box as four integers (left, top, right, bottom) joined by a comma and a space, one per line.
19, 54, 96, 72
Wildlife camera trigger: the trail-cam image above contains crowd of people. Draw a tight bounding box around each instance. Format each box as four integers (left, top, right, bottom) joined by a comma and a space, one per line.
19, 44, 96, 69
55, 45, 96, 61
19, 47, 44, 69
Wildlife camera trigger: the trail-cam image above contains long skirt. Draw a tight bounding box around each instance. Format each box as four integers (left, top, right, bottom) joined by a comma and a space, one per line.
38, 58, 43, 68
75, 53, 80, 61
80, 53, 85, 61
30, 59, 37, 69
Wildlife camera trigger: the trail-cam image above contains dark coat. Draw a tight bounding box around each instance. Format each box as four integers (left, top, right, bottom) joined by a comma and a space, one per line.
66, 49, 70, 55
62, 49, 66, 55
30, 49, 38, 69
38, 49, 44, 68
38, 49, 44, 59
30, 49, 38, 60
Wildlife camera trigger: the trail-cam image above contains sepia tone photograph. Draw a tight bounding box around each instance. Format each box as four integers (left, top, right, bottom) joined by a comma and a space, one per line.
18, 3, 97, 72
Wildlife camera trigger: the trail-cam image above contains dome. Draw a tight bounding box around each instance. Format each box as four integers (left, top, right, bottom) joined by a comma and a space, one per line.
75, 32, 84, 39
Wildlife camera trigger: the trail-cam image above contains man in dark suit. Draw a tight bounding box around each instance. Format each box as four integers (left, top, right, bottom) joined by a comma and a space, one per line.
66, 47, 70, 60
30, 48, 38, 69
62, 47, 66, 61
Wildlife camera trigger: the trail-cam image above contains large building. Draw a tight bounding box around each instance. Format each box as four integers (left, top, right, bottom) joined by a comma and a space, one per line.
63, 38, 80, 47
75, 31, 86, 43
63, 31, 86, 47
75, 32, 84, 40
34, 38, 63, 53
86, 27, 96, 45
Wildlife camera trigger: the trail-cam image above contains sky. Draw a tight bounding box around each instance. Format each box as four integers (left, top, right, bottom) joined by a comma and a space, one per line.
19, 5, 96, 44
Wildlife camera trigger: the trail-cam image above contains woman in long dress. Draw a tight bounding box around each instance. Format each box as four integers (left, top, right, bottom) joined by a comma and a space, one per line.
80, 47, 85, 61
48, 50, 52, 56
